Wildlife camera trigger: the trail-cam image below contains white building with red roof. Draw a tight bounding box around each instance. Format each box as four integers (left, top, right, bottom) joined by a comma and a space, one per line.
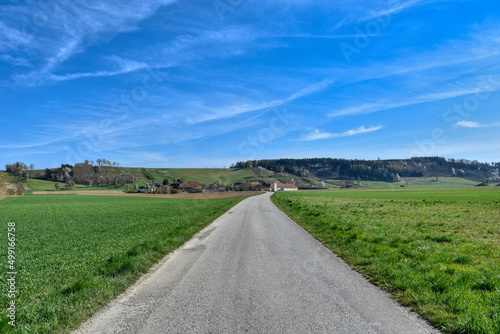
271, 183, 298, 191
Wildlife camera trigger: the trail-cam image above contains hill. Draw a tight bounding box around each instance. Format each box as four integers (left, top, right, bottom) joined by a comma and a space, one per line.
9, 156, 500, 192
98, 168, 258, 186
232, 157, 500, 183
23, 164, 324, 191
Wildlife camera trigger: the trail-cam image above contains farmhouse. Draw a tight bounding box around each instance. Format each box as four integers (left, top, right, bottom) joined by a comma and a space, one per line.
271, 183, 298, 191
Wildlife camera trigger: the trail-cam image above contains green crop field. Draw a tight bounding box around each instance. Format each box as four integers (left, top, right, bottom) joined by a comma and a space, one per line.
97, 167, 258, 185
272, 188, 500, 333
25, 178, 59, 191
0, 194, 244, 333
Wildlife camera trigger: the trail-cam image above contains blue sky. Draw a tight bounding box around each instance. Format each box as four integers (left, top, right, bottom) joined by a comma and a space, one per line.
1, 0, 499, 168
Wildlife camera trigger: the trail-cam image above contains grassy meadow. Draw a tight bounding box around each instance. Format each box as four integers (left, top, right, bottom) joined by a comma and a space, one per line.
144, 168, 257, 184
25, 178, 58, 192
0, 194, 244, 333
272, 188, 500, 333
26, 178, 127, 192
96, 167, 258, 186
359, 176, 479, 188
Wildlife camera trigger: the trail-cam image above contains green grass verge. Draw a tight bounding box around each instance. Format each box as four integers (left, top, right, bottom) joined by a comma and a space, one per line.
272, 188, 500, 333
0, 195, 245, 333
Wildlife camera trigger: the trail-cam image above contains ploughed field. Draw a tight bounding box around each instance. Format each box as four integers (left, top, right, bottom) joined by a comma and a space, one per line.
0, 194, 245, 333
272, 188, 500, 334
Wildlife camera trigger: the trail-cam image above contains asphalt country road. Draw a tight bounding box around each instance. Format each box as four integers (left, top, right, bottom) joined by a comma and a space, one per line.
74, 192, 440, 334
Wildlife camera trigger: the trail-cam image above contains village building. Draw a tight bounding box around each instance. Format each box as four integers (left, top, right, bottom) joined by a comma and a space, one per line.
178, 183, 202, 192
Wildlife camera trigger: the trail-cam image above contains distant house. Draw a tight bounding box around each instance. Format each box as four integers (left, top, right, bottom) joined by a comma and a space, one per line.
178, 183, 202, 191
271, 183, 298, 191
249, 181, 263, 188
204, 184, 229, 192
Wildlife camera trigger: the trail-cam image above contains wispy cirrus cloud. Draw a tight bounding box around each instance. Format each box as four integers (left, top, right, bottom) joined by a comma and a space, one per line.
364, 0, 432, 21
2, 0, 177, 84
48, 56, 150, 82
330, 77, 500, 117
192, 78, 334, 123
0, 137, 72, 149
2, 0, 500, 168
301, 125, 383, 141
325, 20, 500, 117
15, 24, 265, 84
331, 0, 435, 30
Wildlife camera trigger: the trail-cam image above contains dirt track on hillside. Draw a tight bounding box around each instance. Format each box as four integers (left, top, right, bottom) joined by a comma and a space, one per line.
32, 190, 262, 199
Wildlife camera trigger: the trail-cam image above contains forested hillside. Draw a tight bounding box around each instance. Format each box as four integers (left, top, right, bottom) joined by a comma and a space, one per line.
232, 157, 500, 182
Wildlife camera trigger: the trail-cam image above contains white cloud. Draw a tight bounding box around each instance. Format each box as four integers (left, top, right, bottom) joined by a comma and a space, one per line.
457, 121, 481, 128
457, 120, 500, 128
301, 125, 383, 141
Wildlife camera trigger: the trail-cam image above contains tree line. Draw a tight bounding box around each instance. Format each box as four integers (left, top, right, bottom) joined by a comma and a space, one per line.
5, 159, 133, 188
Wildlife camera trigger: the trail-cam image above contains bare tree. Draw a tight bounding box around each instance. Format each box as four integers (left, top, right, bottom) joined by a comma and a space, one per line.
73, 163, 95, 184
257, 166, 264, 178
